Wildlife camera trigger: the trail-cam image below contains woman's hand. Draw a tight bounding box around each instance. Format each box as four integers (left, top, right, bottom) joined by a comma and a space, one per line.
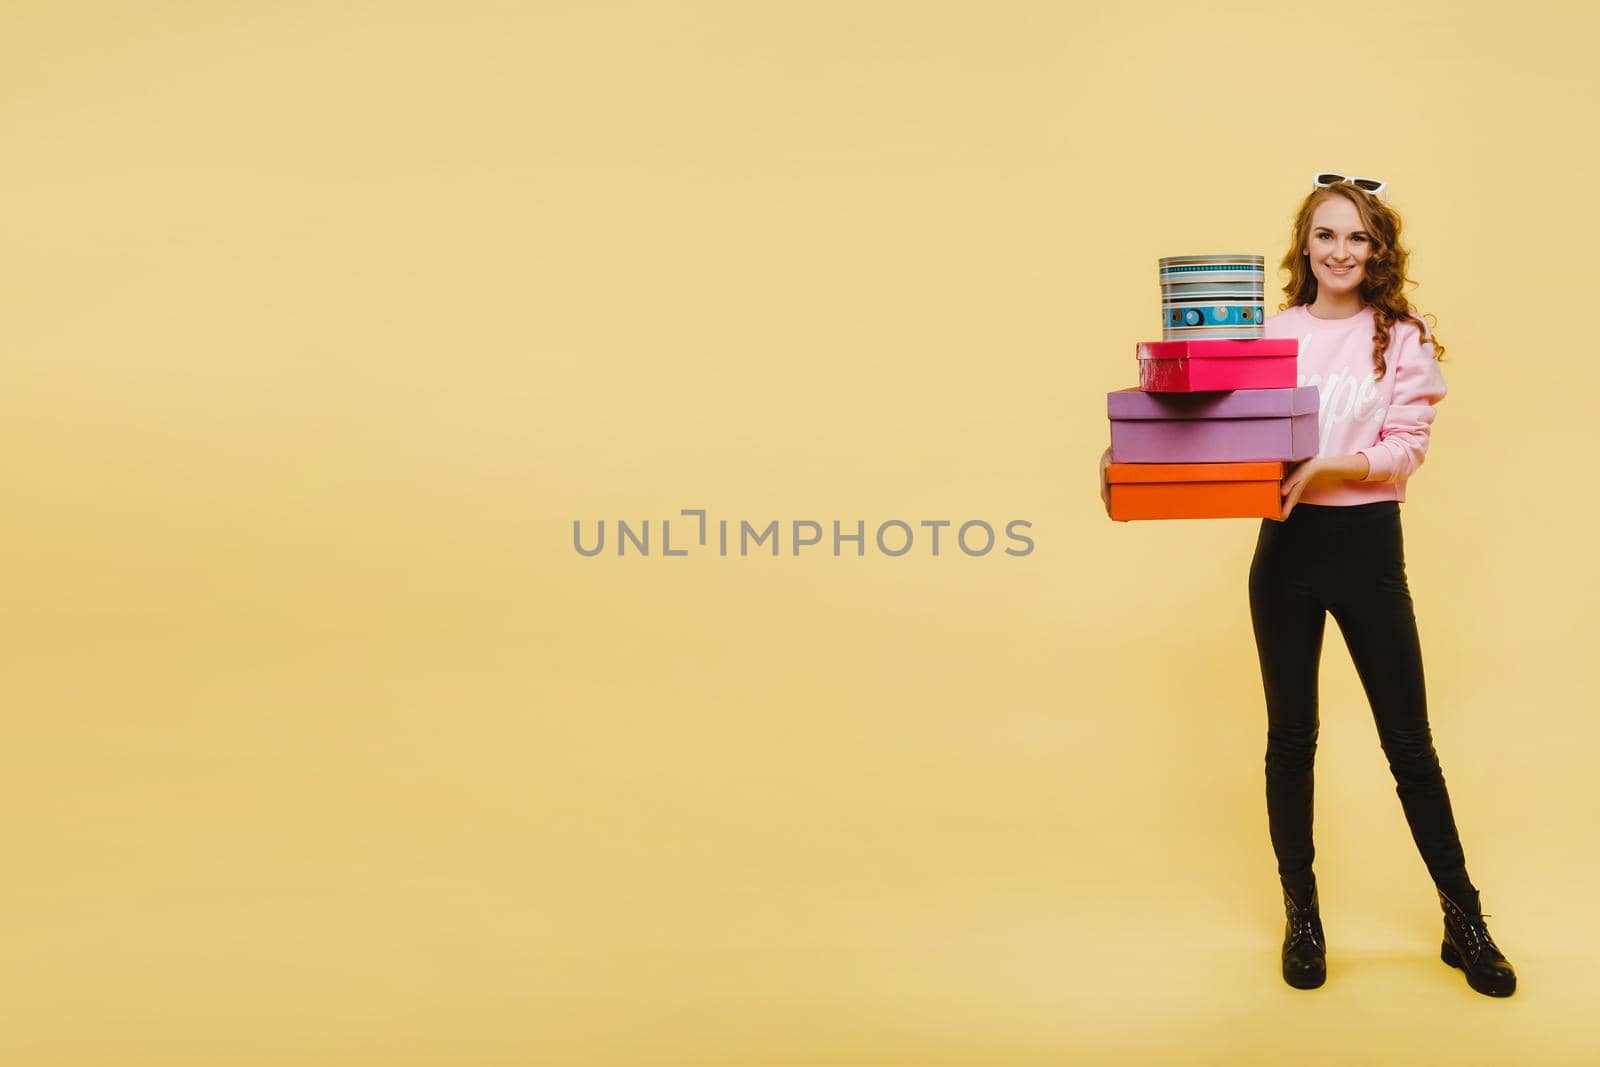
1278, 458, 1323, 520
1098, 446, 1113, 518
1277, 454, 1372, 520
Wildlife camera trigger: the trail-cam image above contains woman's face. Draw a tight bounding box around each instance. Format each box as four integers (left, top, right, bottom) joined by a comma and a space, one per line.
1302, 195, 1373, 296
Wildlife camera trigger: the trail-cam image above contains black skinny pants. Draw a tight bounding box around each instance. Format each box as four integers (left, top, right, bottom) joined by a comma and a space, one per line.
1248, 500, 1476, 901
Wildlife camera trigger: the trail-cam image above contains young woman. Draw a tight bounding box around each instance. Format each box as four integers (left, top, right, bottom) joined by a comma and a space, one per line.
1099, 176, 1517, 996
1251, 176, 1514, 996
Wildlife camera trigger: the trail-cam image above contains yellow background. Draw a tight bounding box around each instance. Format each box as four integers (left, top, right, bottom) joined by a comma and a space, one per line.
5, 2, 1596, 1063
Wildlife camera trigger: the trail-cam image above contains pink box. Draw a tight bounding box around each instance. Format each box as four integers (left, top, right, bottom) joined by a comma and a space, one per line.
1107, 386, 1320, 463
1137, 337, 1299, 392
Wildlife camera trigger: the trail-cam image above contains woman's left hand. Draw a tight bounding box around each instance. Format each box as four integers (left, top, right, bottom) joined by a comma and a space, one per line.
1278, 458, 1324, 520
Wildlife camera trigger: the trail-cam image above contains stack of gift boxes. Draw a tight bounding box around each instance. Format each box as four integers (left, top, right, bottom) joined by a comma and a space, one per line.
1104, 254, 1321, 521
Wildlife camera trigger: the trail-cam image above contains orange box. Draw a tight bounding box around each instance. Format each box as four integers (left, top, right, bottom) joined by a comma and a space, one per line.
1107, 461, 1284, 521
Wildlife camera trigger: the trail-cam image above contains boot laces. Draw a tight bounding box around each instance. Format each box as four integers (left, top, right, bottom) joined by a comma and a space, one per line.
1449, 904, 1502, 957
1471, 913, 1501, 953
1285, 897, 1322, 949
1288, 913, 1321, 949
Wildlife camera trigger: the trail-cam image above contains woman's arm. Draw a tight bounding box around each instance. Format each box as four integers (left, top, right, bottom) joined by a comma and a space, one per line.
1278, 318, 1448, 518
1357, 318, 1448, 483
1308, 454, 1371, 481
1278, 454, 1370, 519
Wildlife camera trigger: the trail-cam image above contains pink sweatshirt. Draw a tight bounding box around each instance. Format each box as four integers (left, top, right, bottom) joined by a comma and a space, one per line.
1262, 304, 1448, 506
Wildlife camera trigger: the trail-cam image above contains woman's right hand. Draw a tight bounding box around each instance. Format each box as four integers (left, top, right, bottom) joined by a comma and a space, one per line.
1098, 445, 1113, 517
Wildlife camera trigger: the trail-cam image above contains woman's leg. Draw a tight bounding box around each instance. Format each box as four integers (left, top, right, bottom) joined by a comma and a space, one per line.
1249, 516, 1329, 889
1325, 505, 1477, 903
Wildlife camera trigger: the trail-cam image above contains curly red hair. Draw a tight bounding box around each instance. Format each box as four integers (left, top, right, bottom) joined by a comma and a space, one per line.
1277, 183, 1445, 380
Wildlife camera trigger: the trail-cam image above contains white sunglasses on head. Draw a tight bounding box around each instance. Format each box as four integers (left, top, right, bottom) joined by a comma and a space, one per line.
1313, 172, 1387, 201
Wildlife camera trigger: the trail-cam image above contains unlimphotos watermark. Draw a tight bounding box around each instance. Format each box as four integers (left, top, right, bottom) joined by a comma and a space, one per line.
574, 509, 1034, 558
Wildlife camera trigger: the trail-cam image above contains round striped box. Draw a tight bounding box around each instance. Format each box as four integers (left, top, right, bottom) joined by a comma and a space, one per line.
1159, 254, 1265, 340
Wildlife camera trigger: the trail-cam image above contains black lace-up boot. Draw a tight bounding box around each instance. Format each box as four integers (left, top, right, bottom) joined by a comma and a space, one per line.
1438, 888, 1516, 997
1281, 880, 1326, 989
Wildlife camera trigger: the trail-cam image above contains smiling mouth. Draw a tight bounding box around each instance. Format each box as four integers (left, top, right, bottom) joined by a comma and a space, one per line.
1328, 266, 1354, 274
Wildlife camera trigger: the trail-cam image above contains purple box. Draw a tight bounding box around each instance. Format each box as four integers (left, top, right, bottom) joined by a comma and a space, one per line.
1107, 386, 1320, 463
